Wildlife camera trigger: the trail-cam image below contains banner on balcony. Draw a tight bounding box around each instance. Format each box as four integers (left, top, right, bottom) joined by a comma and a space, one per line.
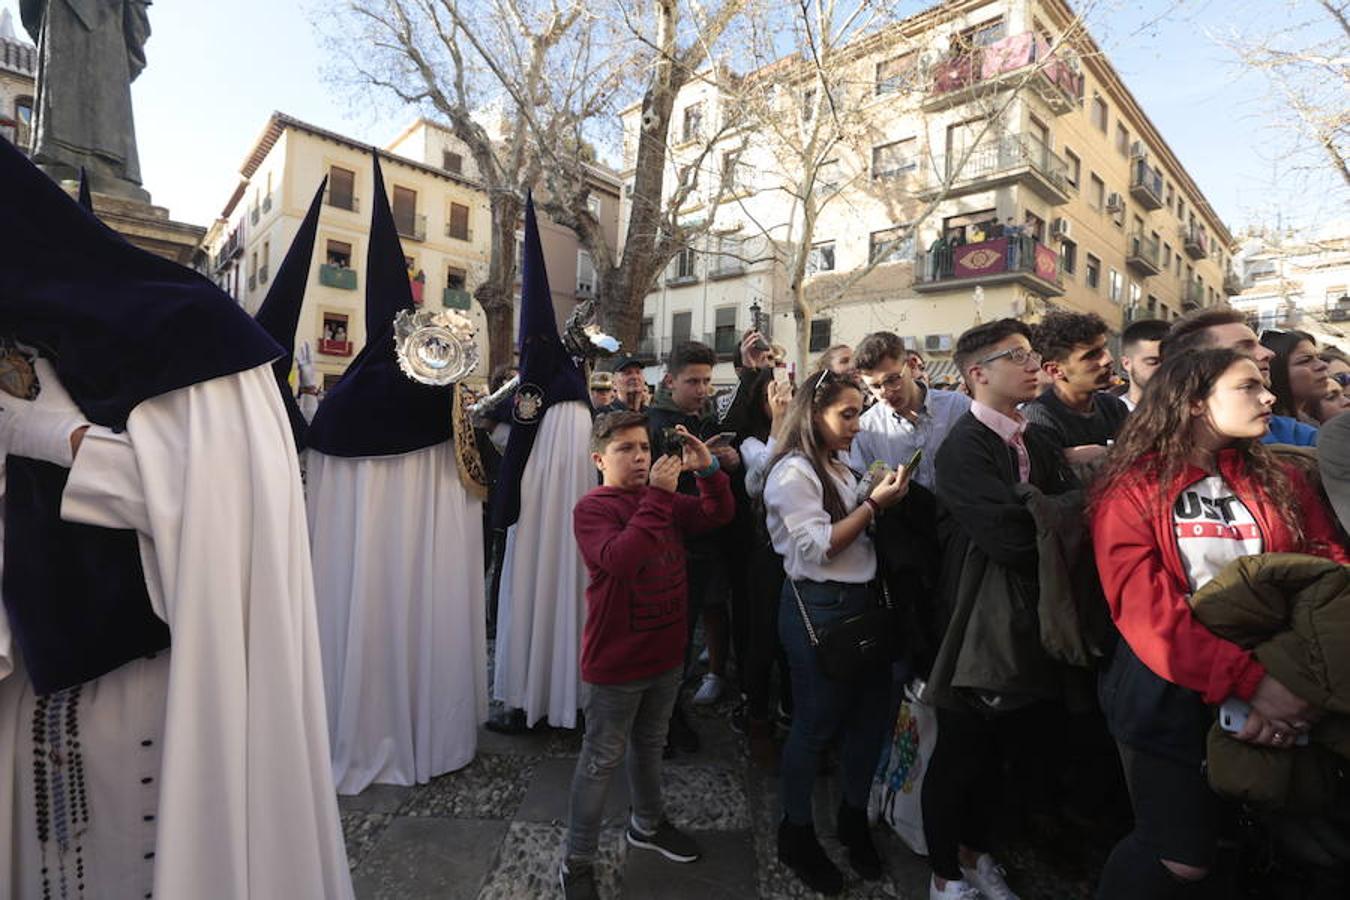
1035, 244, 1058, 283
954, 238, 1008, 277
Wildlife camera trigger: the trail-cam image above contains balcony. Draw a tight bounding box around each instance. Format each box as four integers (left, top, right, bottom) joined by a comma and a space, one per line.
1126, 232, 1161, 276
248, 274, 257, 292
1182, 224, 1208, 260
914, 235, 1064, 297
319, 264, 358, 290
318, 339, 354, 357
249, 207, 260, 226
445, 223, 473, 241
924, 32, 1084, 115
919, 133, 1073, 205
708, 262, 746, 281
1129, 159, 1163, 210
258, 264, 270, 285
443, 287, 472, 310
262, 193, 273, 214
410, 279, 425, 305
213, 226, 244, 273
1183, 280, 1205, 310
1223, 272, 1244, 295
325, 191, 360, 213
396, 213, 427, 242
704, 330, 740, 362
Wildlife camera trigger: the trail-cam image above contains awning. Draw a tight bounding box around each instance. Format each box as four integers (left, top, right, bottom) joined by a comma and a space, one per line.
922, 357, 961, 386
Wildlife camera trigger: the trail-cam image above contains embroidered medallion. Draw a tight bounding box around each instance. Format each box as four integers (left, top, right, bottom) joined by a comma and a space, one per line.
0, 339, 40, 400
513, 383, 545, 424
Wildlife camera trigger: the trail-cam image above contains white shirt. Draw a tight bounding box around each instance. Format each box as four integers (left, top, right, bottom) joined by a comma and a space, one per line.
764, 453, 876, 584
848, 387, 971, 490
1121, 395, 1138, 413
741, 435, 775, 499
1174, 475, 1264, 592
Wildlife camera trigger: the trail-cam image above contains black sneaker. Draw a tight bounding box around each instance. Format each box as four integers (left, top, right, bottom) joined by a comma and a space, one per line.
485, 707, 529, 735
559, 861, 599, 900
626, 818, 702, 863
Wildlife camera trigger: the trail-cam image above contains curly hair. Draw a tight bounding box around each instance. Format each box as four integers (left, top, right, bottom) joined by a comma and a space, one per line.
853, 331, 906, 372
1031, 311, 1109, 364
1092, 348, 1304, 546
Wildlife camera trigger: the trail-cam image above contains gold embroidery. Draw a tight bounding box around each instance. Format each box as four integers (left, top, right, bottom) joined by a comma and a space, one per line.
453, 383, 489, 500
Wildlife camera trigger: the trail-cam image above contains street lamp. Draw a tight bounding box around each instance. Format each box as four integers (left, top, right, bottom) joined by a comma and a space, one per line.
749, 298, 764, 334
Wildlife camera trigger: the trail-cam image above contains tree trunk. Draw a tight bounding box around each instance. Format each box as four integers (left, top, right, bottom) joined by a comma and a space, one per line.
478, 193, 523, 370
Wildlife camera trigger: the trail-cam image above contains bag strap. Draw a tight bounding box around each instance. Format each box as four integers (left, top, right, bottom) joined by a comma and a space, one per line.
789, 579, 820, 647
877, 577, 894, 611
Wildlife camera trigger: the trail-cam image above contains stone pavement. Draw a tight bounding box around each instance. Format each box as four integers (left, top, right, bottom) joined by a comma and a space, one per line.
338, 689, 1105, 899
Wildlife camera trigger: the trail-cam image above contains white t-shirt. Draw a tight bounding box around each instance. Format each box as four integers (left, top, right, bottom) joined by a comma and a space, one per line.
763, 453, 876, 584
1173, 475, 1264, 592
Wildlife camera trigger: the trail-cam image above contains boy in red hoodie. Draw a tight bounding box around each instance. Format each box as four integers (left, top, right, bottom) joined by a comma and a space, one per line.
560, 410, 735, 900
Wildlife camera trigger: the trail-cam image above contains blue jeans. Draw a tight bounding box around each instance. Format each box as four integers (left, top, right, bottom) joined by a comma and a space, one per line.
778, 579, 894, 825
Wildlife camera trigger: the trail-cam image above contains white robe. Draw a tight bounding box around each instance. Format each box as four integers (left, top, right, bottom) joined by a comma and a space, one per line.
492, 401, 593, 728
0, 361, 353, 899
307, 441, 487, 794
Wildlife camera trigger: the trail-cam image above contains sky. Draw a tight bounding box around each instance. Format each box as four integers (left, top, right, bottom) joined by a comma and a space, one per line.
3, 0, 1343, 237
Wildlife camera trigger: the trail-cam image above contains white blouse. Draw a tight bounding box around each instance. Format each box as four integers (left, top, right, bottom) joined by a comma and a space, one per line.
741, 436, 774, 499
763, 453, 877, 584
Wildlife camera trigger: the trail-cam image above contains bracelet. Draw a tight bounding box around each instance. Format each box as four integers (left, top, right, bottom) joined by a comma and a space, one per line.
863, 497, 881, 518
694, 456, 721, 479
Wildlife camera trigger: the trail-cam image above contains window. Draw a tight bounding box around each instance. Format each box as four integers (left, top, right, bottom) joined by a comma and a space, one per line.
260, 241, 270, 283
328, 166, 356, 210
322, 312, 350, 345
875, 52, 917, 95
1115, 123, 1130, 156
1163, 243, 1172, 268
1129, 281, 1142, 309
673, 245, 697, 280
682, 103, 704, 142
1108, 268, 1123, 302
442, 150, 463, 174
588, 194, 602, 218
1147, 294, 1158, 316
872, 139, 917, 179
639, 318, 655, 351
1165, 184, 1175, 211
1091, 96, 1108, 132
1327, 286, 1348, 306
671, 311, 693, 345
802, 87, 817, 122
326, 239, 353, 267
720, 153, 744, 192
1063, 148, 1080, 188
448, 202, 471, 240
1112, 196, 1126, 229
1176, 199, 1186, 222
249, 251, 257, 279
714, 307, 738, 356
806, 241, 836, 274
14, 96, 33, 146
576, 251, 595, 296
1060, 238, 1077, 275
1089, 173, 1105, 211
392, 186, 418, 236
869, 226, 913, 264
815, 159, 840, 195
960, 17, 1006, 48
943, 208, 998, 244
1086, 253, 1101, 290
809, 318, 833, 353
445, 266, 467, 291
712, 234, 743, 275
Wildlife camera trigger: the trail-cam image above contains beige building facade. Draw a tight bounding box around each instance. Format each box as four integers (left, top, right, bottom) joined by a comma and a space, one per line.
621, 0, 1236, 382
0, 10, 35, 151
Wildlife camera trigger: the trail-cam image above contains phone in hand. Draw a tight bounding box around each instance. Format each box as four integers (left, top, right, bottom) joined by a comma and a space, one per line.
661, 427, 687, 457
899, 448, 922, 482
772, 365, 789, 385
1219, 698, 1310, 745
704, 432, 737, 449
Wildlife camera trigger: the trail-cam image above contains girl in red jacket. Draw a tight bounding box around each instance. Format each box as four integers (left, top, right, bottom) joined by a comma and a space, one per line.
1092, 348, 1348, 899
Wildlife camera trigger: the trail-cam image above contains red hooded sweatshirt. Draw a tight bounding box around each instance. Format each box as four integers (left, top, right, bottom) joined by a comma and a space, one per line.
1092, 450, 1348, 705
572, 471, 735, 684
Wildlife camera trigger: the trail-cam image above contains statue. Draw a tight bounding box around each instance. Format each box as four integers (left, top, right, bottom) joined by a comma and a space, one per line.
20, 0, 152, 202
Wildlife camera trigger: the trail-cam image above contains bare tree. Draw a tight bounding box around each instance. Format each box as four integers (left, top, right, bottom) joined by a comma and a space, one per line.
1215, 0, 1350, 189
320, 0, 620, 367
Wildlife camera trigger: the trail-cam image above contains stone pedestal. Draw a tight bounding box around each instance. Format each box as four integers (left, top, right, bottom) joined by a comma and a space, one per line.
65, 186, 206, 268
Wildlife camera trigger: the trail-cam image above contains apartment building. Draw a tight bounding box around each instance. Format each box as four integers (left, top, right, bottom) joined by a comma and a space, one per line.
1230, 229, 1350, 350
620, 0, 1236, 382
0, 10, 34, 151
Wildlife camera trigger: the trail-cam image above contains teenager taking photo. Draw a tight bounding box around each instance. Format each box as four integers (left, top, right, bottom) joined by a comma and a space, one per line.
1092, 348, 1349, 899
762, 369, 909, 895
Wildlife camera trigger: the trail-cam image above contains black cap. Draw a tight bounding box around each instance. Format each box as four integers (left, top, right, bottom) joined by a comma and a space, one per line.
610, 354, 644, 373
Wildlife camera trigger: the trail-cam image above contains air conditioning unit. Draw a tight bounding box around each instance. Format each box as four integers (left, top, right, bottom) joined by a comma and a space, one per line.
1050, 217, 1072, 239
924, 333, 953, 352
1129, 141, 1148, 159
1105, 192, 1124, 213
902, 335, 921, 351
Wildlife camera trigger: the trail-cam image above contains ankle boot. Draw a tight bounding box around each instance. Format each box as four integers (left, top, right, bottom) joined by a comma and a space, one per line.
777, 819, 844, 896
836, 802, 883, 880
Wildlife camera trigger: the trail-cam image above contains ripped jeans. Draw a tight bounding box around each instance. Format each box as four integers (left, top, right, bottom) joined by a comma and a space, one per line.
564, 666, 682, 864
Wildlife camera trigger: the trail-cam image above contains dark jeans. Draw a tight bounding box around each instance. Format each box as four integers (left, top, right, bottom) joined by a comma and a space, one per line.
778, 579, 892, 825
565, 666, 681, 864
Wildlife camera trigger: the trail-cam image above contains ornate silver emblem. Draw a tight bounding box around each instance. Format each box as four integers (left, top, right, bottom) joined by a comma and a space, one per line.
394, 308, 480, 386
513, 383, 545, 424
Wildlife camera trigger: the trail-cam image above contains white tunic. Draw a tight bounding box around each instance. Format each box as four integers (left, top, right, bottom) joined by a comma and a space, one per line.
0, 361, 353, 900
492, 401, 593, 728
307, 441, 487, 794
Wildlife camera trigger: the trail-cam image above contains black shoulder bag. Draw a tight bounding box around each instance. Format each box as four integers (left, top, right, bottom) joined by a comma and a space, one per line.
791, 579, 900, 681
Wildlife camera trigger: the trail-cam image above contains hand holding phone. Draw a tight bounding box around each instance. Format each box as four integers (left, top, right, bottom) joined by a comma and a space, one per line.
898, 448, 922, 484
704, 432, 737, 449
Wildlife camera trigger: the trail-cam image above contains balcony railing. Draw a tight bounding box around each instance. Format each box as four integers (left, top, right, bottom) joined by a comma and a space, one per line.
921, 132, 1073, 205
443, 287, 472, 310
1223, 272, 1243, 295
709, 261, 746, 280
249, 207, 260, 226
247, 274, 257, 292
262, 193, 273, 214
318, 339, 354, 357
213, 226, 244, 273
410, 279, 425, 305
396, 213, 427, 242
319, 263, 358, 290
324, 190, 359, 213
704, 330, 740, 361
258, 264, 270, 285
1182, 224, 1208, 260
445, 223, 473, 241
914, 235, 1064, 296
1126, 232, 1161, 276
924, 32, 1084, 115
1129, 159, 1164, 210
1183, 280, 1205, 309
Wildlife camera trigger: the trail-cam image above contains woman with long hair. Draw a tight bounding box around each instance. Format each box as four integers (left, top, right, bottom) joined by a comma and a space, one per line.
1092, 348, 1349, 899
763, 370, 907, 895
814, 343, 854, 375
1259, 329, 1330, 426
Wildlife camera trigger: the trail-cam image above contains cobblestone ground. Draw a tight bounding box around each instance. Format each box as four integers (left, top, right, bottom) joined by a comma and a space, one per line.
339, 657, 1113, 899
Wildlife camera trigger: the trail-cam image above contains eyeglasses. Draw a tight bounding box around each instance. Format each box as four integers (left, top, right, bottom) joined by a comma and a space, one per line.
1336, 372, 1350, 387
978, 347, 1043, 368
864, 372, 908, 392
811, 368, 862, 405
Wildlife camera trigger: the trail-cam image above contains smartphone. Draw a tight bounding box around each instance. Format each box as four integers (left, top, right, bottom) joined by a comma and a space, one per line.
660, 427, 687, 457
1218, 698, 1310, 745
704, 432, 737, 448
899, 448, 922, 483
772, 365, 789, 385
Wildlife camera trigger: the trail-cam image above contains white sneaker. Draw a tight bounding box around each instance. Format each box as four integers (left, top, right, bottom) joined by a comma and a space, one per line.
692, 673, 725, 705
961, 854, 1019, 900
929, 876, 982, 900
697, 646, 710, 665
